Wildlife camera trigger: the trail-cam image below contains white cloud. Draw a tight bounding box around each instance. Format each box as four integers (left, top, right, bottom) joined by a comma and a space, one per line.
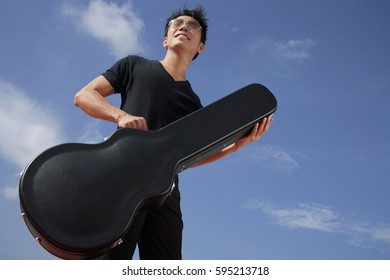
249, 145, 300, 174
2, 185, 19, 200
0, 80, 63, 168
0, 80, 63, 199
275, 39, 317, 60
248, 37, 316, 63
218, 21, 239, 33
372, 228, 390, 243
62, 0, 145, 59
78, 119, 108, 144
244, 200, 340, 232
244, 199, 390, 247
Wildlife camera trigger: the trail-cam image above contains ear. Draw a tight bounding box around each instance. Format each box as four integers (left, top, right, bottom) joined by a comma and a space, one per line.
163, 37, 168, 48
197, 42, 205, 54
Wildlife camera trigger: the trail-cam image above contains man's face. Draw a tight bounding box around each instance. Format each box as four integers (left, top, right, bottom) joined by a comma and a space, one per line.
164, 15, 204, 58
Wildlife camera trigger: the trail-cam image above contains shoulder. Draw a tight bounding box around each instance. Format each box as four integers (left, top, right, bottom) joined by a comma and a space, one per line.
112, 55, 146, 66
105, 55, 154, 76
115, 55, 159, 70
121, 55, 156, 64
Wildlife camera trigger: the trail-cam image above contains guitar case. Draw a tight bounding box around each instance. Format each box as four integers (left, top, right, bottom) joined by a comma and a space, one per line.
19, 83, 277, 259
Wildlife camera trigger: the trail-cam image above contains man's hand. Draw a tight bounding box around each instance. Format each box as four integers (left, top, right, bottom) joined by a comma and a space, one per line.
234, 116, 273, 151
74, 75, 150, 132
117, 114, 148, 131
192, 116, 273, 168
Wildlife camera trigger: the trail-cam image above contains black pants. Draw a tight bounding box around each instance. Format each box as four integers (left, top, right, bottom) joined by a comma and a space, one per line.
105, 177, 183, 260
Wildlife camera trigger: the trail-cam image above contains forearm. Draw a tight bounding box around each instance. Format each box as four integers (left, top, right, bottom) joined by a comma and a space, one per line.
191, 117, 272, 168
74, 76, 148, 131
191, 143, 238, 168
74, 87, 125, 124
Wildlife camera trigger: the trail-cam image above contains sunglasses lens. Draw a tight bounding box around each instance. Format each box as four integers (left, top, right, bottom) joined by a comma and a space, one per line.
171, 19, 183, 28
170, 19, 201, 30
188, 21, 201, 30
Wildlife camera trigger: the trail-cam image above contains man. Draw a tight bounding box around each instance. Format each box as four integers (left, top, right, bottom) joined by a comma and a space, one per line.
74, 5, 272, 260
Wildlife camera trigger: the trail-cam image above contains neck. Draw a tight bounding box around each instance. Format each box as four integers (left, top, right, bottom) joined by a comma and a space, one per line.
160, 51, 192, 81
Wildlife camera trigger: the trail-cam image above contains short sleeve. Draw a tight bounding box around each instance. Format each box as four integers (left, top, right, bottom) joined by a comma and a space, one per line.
101, 56, 134, 94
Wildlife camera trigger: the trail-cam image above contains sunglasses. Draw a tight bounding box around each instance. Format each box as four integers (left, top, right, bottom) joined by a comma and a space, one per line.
168, 18, 202, 31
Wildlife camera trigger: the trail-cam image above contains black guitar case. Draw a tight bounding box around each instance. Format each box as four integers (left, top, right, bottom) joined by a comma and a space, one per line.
19, 83, 277, 259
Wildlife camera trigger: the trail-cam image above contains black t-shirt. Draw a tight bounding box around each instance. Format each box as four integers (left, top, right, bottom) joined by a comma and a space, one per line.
102, 55, 203, 131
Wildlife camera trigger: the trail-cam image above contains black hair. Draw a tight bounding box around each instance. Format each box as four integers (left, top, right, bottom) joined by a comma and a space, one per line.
164, 4, 208, 60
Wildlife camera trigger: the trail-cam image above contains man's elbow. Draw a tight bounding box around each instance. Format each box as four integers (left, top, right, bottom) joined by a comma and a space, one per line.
74, 90, 85, 108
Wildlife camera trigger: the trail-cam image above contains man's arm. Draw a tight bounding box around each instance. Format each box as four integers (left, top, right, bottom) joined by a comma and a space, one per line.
192, 117, 273, 167
74, 75, 148, 130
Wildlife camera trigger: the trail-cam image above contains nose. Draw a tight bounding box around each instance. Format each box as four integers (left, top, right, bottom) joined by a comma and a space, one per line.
178, 22, 189, 31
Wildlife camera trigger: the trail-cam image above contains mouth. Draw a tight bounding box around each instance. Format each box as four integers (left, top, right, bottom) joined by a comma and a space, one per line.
174, 32, 190, 40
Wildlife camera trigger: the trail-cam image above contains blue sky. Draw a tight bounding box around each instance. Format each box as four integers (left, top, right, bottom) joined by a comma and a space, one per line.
0, 0, 389, 260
